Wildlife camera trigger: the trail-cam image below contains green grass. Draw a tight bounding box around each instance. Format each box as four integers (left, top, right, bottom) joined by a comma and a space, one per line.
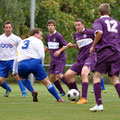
0, 84, 120, 120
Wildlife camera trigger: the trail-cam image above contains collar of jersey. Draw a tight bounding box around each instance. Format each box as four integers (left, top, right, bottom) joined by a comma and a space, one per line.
100, 15, 109, 18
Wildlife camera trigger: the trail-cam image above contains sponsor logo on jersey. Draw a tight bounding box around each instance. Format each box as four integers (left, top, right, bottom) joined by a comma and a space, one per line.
83, 34, 87, 38
0, 43, 13, 48
53, 38, 56, 42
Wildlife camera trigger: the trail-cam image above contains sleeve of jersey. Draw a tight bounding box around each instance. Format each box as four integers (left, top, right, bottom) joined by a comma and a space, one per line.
58, 34, 67, 46
12, 58, 18, 75
93, 20, 103, 35
17, 37, 22, 46
37, 41, 45, 65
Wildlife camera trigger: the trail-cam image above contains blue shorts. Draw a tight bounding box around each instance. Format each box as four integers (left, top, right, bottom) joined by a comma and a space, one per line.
0, 60, 13, 78
18, 59, 47, 80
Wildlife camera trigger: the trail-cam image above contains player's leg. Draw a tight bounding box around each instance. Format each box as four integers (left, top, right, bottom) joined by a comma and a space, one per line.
55, 62, 71, 89
0, 61, 12, 97
90, 72, 103, 112
18, 60, 38, 102
14, 74, 27, 97
49, 61, 65, 96
111, 75, 120, 98
65, 69, 79, 91
101, 76, 106, 93
57, 74, 71, 89
41, 76, 63, 102
77, 66, 89, 104
50, 74, 65, 96
22, 78, 35, 93
12, 60, 27, 97
91, 76, 106, 93
0, 77, 11, 97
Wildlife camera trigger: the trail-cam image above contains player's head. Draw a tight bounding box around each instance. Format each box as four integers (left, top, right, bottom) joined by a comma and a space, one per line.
4, 21, 13, 36
98, 3, 110, 16
74, 18, 84, 33
46, 19, 56, 33
30, 28, 43, 40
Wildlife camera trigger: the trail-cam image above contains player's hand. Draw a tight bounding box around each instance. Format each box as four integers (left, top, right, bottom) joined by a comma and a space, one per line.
14, 73, 20, 80
67, 42, 74, 47
89, 46, 94, 55
54, 51, 60, 57
67, 42, 72, 47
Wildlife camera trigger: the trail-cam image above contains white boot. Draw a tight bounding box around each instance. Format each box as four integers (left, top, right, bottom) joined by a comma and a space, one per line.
90, 104, 103, 112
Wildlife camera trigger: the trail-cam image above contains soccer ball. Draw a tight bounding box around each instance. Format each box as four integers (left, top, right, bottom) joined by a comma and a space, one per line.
67, 89, 80, 101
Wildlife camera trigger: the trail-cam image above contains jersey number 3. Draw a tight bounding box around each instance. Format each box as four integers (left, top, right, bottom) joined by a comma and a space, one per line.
105, 20, 118, 33
22, 40, 30, 49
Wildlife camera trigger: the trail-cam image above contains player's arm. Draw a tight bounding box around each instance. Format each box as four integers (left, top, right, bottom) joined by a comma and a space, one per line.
89, 31, 102, 54
45, 47, 49, 53
68, 42, 78, 49
54, 45, 68, 57
12, 57, 19, 75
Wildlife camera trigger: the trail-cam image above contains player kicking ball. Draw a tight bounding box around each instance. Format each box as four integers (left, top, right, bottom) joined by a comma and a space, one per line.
13, 28, 64, 102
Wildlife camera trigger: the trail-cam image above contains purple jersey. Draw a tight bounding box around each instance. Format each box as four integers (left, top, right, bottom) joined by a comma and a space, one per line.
93, 15, 120, 53
74, 28, 94, 63
46, 31, 67, 63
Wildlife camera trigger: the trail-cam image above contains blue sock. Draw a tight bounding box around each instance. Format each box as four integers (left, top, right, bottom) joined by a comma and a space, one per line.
22, 79, 34, 93
101, 77, 105, 90
18, 80, 26, 94
1, 81, 11, 91
47, 83, 61, 101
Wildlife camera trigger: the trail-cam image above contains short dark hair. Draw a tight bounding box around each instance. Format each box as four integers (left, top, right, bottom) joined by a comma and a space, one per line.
4, 21, 13, 28
75, 18, 84, 24
99, 3, 110, 15
46, 19, 56, 26
30, 28, 42, 36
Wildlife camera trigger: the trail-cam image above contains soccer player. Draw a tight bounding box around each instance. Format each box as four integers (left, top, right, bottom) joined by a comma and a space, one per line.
45, 19, 71, 96
0, 21, 27, 97
65, 18, 106, 104
13, 28, 64, 102
89, 3, 120, 112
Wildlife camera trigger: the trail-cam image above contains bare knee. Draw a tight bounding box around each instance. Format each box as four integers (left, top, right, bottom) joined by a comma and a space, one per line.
49, 74, 57, 82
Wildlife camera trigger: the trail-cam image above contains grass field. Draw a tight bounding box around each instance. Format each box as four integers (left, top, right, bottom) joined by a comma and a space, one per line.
0, 83, 120, 120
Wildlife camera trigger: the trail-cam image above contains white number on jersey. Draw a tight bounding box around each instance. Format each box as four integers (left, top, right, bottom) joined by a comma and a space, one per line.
105, 20, 118, 33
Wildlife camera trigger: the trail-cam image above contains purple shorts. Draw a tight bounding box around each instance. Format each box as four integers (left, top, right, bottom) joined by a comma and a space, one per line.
94, 48, 120, 77
70, 55, 95, 75
49, 60, 66, 75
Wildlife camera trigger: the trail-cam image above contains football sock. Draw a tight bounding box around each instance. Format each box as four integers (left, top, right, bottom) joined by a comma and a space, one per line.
54, 80, 65, 94
61, 76, 71, 89
82, 82, 88, 99
115, 83, 120, 97
92, 76, 105, 91
18, 80, 26, 94
101, 77, 105, 90
47, 83, 61, 100
69, 81, 79, 91
22, 79, 34, 93
94, 82, 102, 105
0, 81, 11, 91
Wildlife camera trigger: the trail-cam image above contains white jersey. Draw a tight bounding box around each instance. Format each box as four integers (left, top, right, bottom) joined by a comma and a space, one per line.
17, 36, 45, 63
0, 33, 22, 61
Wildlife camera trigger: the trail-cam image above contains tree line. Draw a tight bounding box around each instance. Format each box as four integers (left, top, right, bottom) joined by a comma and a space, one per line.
0, 0, 120, 64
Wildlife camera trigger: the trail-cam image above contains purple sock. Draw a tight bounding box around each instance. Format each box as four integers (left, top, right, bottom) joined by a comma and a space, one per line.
69, 81, 79, 92
115, 83, 120, 98
54, 80, 65, 94
94, 82, 102, 106
82, 82, 88, 99
61, 76, 71, 89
